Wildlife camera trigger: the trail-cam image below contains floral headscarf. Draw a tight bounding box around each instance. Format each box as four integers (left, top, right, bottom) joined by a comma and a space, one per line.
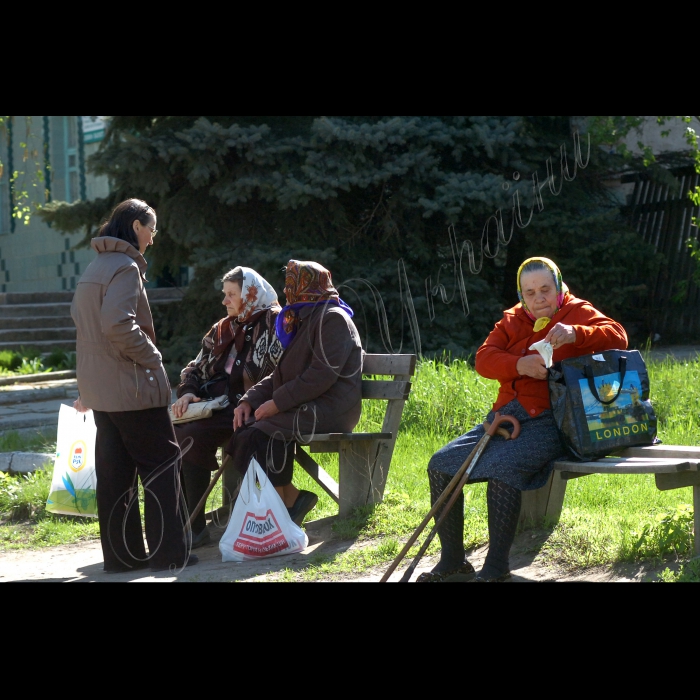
275, 260, 354, 349
216, 267, 281, 356
516, 257, 569, 332
236, 267, 281, 324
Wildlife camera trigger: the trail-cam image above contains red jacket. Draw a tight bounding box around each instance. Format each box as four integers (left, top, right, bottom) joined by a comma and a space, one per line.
475, 293, 628, 417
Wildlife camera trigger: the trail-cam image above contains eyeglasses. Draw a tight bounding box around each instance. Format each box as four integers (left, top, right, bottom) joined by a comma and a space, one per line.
148, 225, 158, 236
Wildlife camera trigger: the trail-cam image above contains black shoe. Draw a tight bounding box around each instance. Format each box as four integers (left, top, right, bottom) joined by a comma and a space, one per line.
190, 528, 211, 549
287, 490, 318, 526
150, 554, 199, 572
474, 571, 512, 582
104, 561, 149, 574
416, 561, 476, 583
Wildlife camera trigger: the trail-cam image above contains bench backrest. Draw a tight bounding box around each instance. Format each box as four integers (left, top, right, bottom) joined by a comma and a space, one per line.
361, 353, 417, 438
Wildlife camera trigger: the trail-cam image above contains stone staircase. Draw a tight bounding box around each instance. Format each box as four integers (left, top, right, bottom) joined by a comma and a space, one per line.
0, 377, 80, 439
0, 288, 184, 353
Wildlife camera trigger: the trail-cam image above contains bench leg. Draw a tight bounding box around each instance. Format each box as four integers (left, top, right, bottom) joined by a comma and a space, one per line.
338, 440, 380, 518
695, 484, 700, 558
518, 470, 568, 529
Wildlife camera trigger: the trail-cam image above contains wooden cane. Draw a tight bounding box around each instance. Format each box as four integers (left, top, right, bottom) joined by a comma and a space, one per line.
379, 412, 521, 583
185, 453, 237, 530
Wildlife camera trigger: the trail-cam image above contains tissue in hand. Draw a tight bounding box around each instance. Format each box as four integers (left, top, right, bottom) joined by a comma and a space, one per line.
528, 339, 553, 368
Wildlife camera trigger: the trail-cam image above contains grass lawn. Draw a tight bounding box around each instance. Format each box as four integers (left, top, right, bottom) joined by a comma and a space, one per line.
1, 354, 698, 582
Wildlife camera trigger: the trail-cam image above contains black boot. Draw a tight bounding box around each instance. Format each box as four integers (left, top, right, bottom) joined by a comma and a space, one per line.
476, 478, 521, 582
181, 460, 212, 546
416, 469, 475, 582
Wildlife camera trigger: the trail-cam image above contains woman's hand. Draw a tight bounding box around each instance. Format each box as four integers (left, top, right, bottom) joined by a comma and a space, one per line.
255, 400, 280, 422
233, 401, 253, 430
516, 354, 548, 380
544, 323, 576, 349
73, 397, 89, 413
171, 393, 200, 419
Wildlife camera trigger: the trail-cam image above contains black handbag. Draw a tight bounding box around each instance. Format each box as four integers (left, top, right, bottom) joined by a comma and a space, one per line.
548, 349, 657, 461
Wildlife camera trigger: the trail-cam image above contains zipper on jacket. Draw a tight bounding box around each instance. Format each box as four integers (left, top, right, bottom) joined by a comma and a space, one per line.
133, 362, 139, 397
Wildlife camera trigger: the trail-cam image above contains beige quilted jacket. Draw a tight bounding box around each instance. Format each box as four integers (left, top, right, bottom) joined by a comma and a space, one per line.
70, 236, 171, 412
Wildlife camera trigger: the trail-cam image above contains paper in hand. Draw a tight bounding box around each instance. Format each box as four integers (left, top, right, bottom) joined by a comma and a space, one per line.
529, 339, 553, 368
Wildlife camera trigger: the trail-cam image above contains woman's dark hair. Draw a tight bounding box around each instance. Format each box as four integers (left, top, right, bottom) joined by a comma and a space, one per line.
222, 267, 244, 290
98, 198, 155, 250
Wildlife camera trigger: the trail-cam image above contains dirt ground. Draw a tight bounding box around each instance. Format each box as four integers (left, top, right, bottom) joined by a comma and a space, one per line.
0, 516, 676, 583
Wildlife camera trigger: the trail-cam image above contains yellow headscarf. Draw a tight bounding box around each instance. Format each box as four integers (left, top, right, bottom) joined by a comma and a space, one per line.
516, 257, 569, 332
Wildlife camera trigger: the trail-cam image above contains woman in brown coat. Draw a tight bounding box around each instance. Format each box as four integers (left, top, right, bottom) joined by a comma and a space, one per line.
71, 198, 195, 573
171, 266, 283, 547
230, 259, 363, 525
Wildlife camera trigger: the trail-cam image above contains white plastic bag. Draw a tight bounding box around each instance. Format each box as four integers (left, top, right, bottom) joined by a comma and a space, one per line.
219, 458, 308, 562
46, 404, 98, 518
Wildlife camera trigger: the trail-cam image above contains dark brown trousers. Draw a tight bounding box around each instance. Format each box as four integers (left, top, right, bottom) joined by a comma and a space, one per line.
93, 407, 188, 572
227, 425, 295, 487
174, 404, 236, 534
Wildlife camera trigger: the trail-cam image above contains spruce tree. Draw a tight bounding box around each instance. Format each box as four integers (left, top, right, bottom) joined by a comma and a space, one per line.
40, 116, 658, 372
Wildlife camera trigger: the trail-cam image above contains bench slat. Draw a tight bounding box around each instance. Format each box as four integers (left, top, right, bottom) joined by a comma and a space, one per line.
363, 353, 416, 376
656, 471, 700, 491
555, 456, 700, 475
299, 432, 392, 442
361, 380, 411, 400
616, 445, 700, 460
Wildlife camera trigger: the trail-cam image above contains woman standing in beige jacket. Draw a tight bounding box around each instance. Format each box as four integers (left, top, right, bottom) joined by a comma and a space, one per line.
71, 198, 196, 573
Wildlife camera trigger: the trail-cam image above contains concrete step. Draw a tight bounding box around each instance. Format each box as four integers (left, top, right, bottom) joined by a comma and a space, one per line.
0, 303, 73, 318
0, 377, 79, 437
0, 452, 55, 474
0, 393, 79, 417
146, 288, 185, 301
0, 292, 74, 304
0, 328, 76, 342
0, 316, 76, 330
0, 382, 78, 405
0, 288, 184, 306
0, 372, 76, 387
0, 339, 77, 352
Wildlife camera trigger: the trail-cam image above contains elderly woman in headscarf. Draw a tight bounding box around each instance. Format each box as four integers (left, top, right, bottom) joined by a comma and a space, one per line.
228, 259, 363, 526
171, 267, 284, 548
419, 257, 628, 582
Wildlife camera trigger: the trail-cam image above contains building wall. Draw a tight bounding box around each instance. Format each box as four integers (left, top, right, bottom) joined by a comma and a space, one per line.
0, 116, 110, 293
622, 116, 700, 156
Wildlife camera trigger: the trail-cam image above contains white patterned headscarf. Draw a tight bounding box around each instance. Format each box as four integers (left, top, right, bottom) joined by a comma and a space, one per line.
236, 267, 281, 323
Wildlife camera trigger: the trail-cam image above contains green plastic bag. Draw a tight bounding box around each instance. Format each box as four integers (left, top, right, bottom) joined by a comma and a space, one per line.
46, 404, 98, 517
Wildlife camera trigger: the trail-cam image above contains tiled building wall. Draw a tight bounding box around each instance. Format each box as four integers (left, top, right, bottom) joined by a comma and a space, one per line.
0, 116, 110, 293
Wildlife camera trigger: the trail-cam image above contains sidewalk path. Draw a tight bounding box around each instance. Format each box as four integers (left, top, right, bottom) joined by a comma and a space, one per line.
1, 518, 674, 583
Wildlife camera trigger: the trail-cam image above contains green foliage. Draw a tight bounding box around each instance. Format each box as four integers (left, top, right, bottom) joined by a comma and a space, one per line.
657, 558, 700, 583
646, 355, 700, 444
43, 349, 77, 371
0, 430, 55, 454
0, 348, 75, 377
0, 350, 22, 371
0, 117, 47, 226
0, 470, 51, 520
632, 504, 695, 561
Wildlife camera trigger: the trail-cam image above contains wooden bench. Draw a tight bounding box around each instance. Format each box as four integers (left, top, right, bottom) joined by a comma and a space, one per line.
220, 353, 416, 519
294, 353, 416, 517
519, 444, 700, 556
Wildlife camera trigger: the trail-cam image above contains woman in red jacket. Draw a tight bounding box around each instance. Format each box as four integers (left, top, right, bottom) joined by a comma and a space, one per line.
419, 257, 627, 582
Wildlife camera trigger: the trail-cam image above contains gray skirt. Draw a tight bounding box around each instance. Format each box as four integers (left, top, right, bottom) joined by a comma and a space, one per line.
427, 399, 566, 491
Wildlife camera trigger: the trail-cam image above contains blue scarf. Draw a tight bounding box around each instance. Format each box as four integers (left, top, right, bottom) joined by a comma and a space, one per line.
275, 298, 354, 350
